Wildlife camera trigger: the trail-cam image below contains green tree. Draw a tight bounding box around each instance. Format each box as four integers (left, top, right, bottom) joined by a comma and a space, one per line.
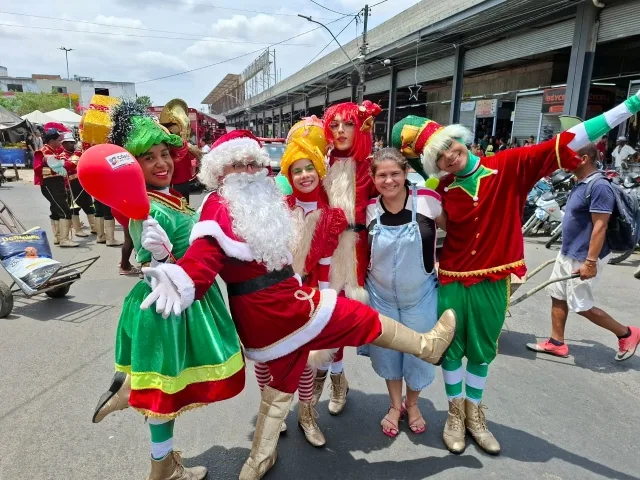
137, 95, 153, 107
0, 92, 75, 116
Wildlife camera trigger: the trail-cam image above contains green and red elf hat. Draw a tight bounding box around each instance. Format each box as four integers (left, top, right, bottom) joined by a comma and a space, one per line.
391, 115, 473, 178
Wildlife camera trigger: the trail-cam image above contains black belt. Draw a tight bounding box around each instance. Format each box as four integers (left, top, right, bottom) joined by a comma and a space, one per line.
227, 265, 295, 296
347, 223, 367, 233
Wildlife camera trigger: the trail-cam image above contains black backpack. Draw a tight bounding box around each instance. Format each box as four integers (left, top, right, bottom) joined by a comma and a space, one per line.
586, 173, 640, 251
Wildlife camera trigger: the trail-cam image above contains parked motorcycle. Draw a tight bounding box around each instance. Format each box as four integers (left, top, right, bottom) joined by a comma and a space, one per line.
523, 177, 552, 224
522, 170, 572, 236
607, 173, 640, 265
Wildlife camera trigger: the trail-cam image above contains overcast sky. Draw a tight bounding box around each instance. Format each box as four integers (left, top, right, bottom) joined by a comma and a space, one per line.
0, 0, 420, 108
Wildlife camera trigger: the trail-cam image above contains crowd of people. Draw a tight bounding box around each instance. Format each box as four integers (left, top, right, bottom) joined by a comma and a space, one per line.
30, 90, 640, 480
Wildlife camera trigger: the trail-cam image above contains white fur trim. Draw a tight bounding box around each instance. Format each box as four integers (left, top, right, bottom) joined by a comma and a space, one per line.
421, 124, 473, 177
213, 137, 261, 154
243, 288, 338, 362
345, 284, 370, 305
158, 263, 196, 310
307, 349, 338, 370
189, 220, 254, 261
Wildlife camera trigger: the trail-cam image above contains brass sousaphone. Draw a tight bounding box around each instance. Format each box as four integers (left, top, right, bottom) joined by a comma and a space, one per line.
159, 98, 191, 142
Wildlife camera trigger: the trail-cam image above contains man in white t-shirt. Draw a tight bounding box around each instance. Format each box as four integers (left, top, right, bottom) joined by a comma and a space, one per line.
611, 136, 636, 169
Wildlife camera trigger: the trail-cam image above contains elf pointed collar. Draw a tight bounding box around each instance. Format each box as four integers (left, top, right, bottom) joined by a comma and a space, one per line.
443, 152, 498, 200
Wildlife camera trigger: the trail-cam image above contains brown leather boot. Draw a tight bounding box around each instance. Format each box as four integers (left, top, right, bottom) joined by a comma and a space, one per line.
239, 385, 294, 480
58, 219, 79, 247
464, 399, 501, 455
147, 451, 207, 480
50, 220, 60, 245
372, 310, 457, 365
442, 397, 466, 454
96, 217, 106, 244
328, 372, 348, 415
297, 401, 326, 447
311, 370, 327, 407
104, 219, 124, 247
72, 215, 89, 237
92, 372, 130, 423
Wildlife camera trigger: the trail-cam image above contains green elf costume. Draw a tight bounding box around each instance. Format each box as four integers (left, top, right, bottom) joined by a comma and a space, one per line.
392, 90, 640, 455
92, 100, 245, 480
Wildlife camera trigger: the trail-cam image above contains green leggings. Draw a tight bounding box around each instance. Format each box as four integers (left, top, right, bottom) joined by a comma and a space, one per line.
437, 278, 510, 365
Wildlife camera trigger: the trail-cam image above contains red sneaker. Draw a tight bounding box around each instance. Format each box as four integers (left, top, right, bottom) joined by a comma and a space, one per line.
615, 326, 640, 362
526, 339, 569, 358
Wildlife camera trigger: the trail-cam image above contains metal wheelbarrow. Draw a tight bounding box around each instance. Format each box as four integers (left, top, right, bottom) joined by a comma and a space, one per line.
509, 258, 579, 307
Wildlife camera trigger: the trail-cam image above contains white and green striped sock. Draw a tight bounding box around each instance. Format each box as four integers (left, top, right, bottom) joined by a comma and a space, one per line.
442, 358, 464, 401
465, 362, 489, 404
568, 92, 640, 151
149, 418, 175, 460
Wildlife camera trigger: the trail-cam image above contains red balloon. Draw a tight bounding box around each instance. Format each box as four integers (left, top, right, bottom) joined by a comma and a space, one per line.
77, 144, 150, 220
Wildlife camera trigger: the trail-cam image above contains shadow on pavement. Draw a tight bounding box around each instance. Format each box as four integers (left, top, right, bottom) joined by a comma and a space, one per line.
10, 296, 114, 323
189, 390, 636, 479
498, 330, 640, 373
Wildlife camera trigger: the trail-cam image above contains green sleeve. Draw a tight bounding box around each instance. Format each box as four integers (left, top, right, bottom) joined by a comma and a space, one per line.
129, 203, 176, 264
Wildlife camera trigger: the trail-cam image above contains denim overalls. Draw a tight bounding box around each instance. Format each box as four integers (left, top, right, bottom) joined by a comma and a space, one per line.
362, 185, 438, 391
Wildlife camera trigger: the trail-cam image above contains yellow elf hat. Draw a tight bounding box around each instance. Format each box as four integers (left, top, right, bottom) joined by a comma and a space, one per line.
281, 116, 328, 179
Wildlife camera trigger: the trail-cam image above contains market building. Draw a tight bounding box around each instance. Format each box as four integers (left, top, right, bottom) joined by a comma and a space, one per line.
203, 0, 640, 147
0, 68, 135, 112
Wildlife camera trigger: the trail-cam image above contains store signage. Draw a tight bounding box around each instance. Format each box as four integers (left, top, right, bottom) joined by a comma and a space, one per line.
460, 101, 476, 112
542, 87, 614, 114
475, 99, 497, 117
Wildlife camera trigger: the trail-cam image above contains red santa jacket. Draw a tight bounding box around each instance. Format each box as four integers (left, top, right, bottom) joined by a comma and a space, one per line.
437, 132, 582, 287
165, 192, 339, 363
321, 154, 377, 303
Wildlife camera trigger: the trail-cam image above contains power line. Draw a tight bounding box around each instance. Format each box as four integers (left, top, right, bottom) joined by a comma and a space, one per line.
370, 0, 389, 7
308, 0, 351, 16
136, 14, 353, 85
305, 15, 358, 68
152, 0, 337, 19
0, 22, 315, 46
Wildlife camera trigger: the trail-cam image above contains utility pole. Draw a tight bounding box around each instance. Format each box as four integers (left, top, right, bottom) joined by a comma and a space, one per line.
59, 47, 74, 110
59, 47, 73, 79
356, 4, 369, 104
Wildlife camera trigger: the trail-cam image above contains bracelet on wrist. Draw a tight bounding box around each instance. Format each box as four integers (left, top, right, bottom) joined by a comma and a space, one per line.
585, 258, 598, 264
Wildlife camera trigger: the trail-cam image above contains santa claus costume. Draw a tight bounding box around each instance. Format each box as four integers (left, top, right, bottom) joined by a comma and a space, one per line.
139, 129, 457, 480
312, 101, 381, 414
257, 116, 347, 447
91, 99, 244, 480
391, 90, 640, 456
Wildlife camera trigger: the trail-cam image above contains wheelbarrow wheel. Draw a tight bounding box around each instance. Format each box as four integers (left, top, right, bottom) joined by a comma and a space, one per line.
45, 284, 71, 299
0, 281, 14, 318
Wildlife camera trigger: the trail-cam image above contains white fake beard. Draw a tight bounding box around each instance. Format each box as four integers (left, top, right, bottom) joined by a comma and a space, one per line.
220, 170, 295, 272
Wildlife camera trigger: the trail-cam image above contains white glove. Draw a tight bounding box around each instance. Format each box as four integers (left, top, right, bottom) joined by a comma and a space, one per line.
141, 218, 173, 261
140, 267, 183, 319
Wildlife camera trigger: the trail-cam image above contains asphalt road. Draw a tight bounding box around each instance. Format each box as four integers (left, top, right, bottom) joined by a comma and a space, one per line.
1, 181, 639, 480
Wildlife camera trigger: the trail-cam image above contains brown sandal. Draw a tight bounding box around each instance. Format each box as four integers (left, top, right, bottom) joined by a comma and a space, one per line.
381, 405, 403, 438
403, 401, 427, 434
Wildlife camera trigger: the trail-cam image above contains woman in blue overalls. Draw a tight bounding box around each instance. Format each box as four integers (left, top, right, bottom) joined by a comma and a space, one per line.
362, 148, 446, 437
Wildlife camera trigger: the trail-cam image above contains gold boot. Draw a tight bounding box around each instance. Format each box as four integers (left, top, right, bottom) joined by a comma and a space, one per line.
72, 215, 89, 237
328, 372, 348, 415
442, 398, 466, 454
92, 372, 130, 423
104, 219, 124, 247
464, 399, 501, 455
297, 401, 326, 447
147, 451, 207, 480
372, 310, 457, 365
239, 385, 294, 480
58, 219, 79, 247
87, 213, 97, 234
96, 217, 106, 244
311, 370, 327, 407
50, 220, 60, 245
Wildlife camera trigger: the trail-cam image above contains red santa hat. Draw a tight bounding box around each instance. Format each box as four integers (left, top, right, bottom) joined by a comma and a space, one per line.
198, 129, 271, 189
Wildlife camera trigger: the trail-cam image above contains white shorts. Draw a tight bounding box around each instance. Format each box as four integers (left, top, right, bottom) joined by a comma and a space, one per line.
545, 252, 609, 313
